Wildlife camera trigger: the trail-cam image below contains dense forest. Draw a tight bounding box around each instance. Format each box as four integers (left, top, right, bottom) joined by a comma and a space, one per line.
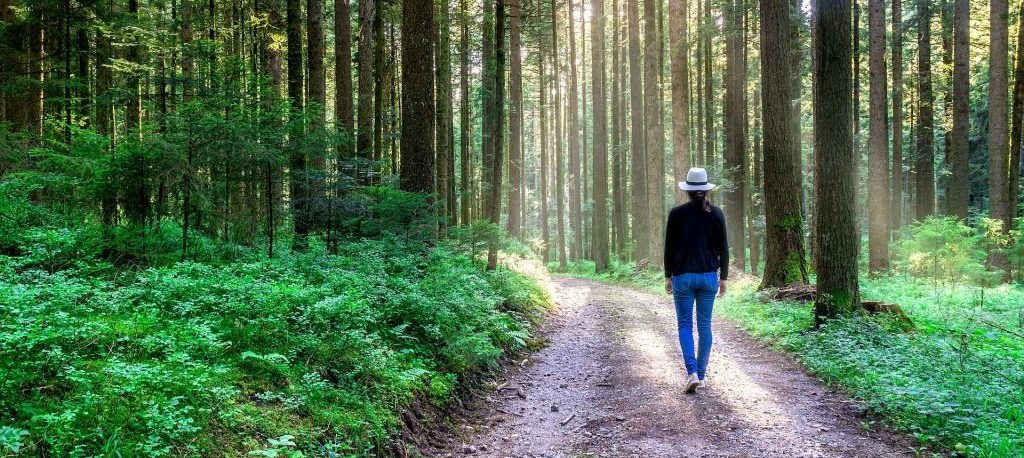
2, 0, 1024, 455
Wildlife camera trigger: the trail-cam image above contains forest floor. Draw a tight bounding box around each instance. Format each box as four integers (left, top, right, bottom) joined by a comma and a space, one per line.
426, 277, 916, 458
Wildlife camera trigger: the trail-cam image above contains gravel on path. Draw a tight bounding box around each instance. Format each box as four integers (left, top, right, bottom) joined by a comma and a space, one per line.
429, 276, 913, 458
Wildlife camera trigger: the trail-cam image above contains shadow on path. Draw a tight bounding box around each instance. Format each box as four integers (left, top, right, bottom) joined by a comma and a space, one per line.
429, 277, 913, 458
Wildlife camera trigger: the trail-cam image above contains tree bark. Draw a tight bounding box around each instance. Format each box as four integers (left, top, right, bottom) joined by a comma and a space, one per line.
481, 0, 495, 227
703, 0, 715, 168
287, 0, 308, 246
812, 0, 859, 325
307, 0, 326, 214
867, 0, 890, 272
567, 0, 582, 260
459, 0, 472, 225
485, 0, 506, 270
990, 0, 1011, 272
759, 0, 808, 288
1008, 3, 1024, 224
592, 0, 609, 272
372, 5, 384, 174
723, 0, 746, 272
891, 0, 903, 232
611, 0, 626, 258
357, 0, 374, 162
669, 0, 690, 205
335, 0, 354, 160
643, 0, 665, 269
400, 0, 435, 195
915, 0, 934, 220
540, 48, 551, 262
507, 0, 523, 238
939, 1, 952, 214
550, 0, 568, 268
627, 0, 648, 264
436, 0, 454, 232
948, 0, 968, 218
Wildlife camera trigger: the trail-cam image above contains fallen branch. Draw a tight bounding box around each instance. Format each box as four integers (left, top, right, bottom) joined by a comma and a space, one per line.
560, 413, 576, 426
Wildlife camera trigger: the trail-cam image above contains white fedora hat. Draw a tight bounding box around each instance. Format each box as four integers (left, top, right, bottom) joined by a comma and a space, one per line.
678, 167, 715, 191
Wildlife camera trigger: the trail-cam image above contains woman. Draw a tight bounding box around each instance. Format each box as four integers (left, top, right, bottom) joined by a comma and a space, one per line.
663, 167, 729, 394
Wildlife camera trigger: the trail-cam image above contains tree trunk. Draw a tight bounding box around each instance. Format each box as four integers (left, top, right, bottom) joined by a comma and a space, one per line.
307, 0, 326, 229
723, 0, 746, 272
592, 0, 609, 272
791, 0, 802, 200
915, 0, 934, 220
939, 1, 952, 214
97, 21, 115, 229
335, 0, 354, 160
436, 0, 454, 232
481, 0, 495, 226
308, 0, 325, 115
123, 0, 149, 226
759, 0, 808, 288
703, 0, 714, 168
990, 0, 1011, 271
459, 0, 472, 225
1008, 2, 1024, 225
611, 0, 626, 259
853, 0, 861, 225
507, 0, 523, 239
627, 0, 648, 264
695, 0, 705, 165
553, 0, 568, 269
260, 0, 283, 256
751, 85, 763, 275
567, 0, 582, 260
76, 28, 89, 124
948, 0, 968, 219
867, 0, 890, 272
357, 0, 374, 162
813, 0, 859, 325
891, 0, 903, 231
372, 6, 384, 177
287, 0, 308, 247
539, 48, 551, 262
644, 0, 665, 269
669, 0, 690, 205
485, 0, 506, 270
400, 0, 435, 195
581, 6, 591, 261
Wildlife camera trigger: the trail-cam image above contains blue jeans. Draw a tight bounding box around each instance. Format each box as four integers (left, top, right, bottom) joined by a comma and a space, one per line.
671, 272, 718, 379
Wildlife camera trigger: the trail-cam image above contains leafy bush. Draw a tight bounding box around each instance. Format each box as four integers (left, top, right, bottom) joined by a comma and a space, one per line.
715, 277, 1024, 457
0, 237, 549, 456
891, 216, 998, 285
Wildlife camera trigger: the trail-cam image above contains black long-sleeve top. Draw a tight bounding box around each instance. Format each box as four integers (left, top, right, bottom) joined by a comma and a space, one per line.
663, 201, 729, 280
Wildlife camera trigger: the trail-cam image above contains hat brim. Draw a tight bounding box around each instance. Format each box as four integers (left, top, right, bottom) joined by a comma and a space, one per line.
678, 182, 715, 191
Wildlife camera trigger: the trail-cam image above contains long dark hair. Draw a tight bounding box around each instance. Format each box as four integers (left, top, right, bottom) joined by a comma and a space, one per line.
686, 190, 712, 213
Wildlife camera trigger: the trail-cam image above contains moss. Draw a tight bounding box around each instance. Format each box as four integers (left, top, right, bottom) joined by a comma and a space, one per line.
817, 288, 856, 315
782, 251, 807, 284
777, 214, 804, 231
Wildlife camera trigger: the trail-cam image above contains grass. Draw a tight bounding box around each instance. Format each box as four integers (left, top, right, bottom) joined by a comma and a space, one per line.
0, 237, 551, 457
555, 260, 1024, 457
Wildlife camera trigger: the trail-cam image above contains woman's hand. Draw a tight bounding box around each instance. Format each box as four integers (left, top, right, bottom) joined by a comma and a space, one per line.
664, 278, 673, 295
718, 279, 727, 298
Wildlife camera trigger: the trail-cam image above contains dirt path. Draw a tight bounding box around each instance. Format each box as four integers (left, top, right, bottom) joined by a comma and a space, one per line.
429, 277, 914, 458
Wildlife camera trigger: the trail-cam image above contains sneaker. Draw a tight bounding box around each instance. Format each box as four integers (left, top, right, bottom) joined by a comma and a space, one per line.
684, 373, 699, 394
697, 379, 706, 389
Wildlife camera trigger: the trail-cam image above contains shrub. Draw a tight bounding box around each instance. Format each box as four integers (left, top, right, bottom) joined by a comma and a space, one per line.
891, 216, 997, 285
0, 237, 549, 456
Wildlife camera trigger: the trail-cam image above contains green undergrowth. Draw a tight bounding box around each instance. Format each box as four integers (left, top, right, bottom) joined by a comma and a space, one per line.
0, 237, 551, 457
556, 260, 1024, 457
